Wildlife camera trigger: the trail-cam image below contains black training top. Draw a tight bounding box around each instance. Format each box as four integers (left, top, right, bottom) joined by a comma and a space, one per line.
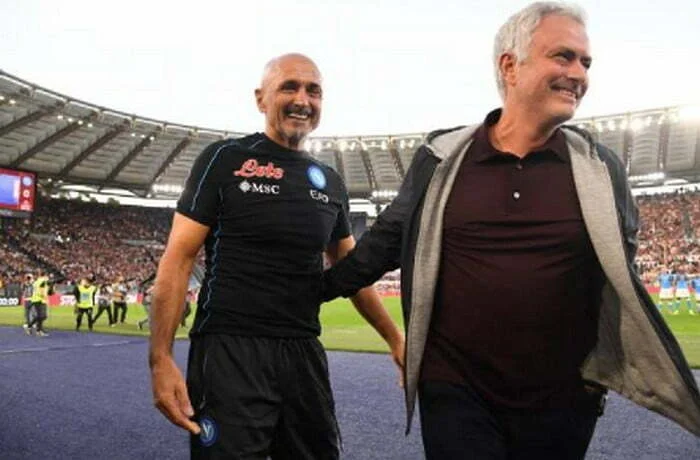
177, 133, 351, 338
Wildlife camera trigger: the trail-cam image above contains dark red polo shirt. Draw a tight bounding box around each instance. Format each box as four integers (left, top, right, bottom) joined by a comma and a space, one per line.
421, 110, 605, 409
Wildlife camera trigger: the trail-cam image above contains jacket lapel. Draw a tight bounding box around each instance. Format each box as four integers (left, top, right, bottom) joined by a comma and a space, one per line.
404, 126, 479, 423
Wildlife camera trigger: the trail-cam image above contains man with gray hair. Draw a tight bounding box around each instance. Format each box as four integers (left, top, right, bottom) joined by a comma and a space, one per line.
323, 2, 700, 458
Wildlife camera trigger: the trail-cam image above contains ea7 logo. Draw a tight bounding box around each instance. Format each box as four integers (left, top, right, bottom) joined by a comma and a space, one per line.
239, 180, 280, 195
309, 190, 329, 203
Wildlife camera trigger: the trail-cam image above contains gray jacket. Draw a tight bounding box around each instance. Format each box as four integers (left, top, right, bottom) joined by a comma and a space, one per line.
324, 123, 700, 437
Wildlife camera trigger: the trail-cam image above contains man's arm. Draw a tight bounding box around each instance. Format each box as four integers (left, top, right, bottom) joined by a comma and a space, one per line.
149, 212, 209, 435
323, 145, 436, 301
326, 235, 405, 386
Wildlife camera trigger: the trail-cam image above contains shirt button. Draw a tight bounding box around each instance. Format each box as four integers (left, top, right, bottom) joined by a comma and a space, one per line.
513, 191, 521, 200
516, 163, 523, 170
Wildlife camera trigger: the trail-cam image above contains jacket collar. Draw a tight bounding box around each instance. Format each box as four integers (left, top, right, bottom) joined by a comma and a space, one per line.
425, 112, 596, 162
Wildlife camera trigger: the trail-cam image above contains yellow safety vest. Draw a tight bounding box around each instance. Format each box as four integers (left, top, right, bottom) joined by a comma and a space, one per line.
30, 277, 49, 303
77, 285, 97, 308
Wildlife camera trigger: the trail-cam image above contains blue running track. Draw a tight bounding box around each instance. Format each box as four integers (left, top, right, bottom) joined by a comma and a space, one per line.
1, 327, 698, 459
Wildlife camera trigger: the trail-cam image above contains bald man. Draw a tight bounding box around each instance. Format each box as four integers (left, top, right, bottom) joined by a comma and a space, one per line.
148, 53, 404, 459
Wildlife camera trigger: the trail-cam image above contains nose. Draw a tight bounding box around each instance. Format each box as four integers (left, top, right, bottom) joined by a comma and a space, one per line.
568, 59, 588, 82
293, 88, 311, 107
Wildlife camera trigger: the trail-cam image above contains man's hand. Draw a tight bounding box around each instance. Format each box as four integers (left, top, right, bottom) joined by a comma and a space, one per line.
326, 236, 407, 388
149, 213, 209, 435
150, 355, 201, 435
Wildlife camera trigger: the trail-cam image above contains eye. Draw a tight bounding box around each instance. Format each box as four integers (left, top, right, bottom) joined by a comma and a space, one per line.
554, 50, 592, 70
307, 85, 323, 98
280, 81, 299, 93
555, 51, 574, 63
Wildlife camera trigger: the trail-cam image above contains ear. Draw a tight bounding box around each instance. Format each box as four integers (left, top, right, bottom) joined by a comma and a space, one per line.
254, 89, 266, 113
499, 52, 518, 90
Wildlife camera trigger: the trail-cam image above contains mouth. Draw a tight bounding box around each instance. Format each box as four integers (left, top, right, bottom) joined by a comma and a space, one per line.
551, 84, 580, 103
285, 107, 313, 122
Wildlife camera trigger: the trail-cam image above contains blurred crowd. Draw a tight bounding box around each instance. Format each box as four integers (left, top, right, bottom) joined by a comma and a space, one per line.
1, 198, 173, 288
1, 191, 700, 295
636, 190, 700, 284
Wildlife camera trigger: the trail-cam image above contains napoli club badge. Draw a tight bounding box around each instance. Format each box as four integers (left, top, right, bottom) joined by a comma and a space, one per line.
198, 416, 219, 447
307, 165, 327, 190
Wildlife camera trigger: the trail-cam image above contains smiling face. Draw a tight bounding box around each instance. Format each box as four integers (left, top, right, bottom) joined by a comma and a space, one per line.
500, 14, 591, 127
255, 54, 322, 150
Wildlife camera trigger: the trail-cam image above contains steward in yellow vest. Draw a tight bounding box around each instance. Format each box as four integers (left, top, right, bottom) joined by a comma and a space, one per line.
27, 270, 50, 336
74, 278, 96, 332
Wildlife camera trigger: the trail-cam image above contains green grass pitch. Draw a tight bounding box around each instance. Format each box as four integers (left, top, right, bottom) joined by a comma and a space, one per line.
1, 296, 699, 368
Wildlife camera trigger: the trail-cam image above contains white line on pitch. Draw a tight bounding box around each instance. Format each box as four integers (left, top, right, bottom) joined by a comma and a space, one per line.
0, 347, 50, 354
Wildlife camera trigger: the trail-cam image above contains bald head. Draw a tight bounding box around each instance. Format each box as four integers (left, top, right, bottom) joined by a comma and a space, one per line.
260, 53, 322, 89
255, 53, 323, 150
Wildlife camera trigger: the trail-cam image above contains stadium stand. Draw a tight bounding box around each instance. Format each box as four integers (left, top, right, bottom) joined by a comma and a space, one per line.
2, 198, 171, 286
635, 190, 700, 284
1, 69, 700, 296
1, 69, 699, 204
1, 190, 699, 297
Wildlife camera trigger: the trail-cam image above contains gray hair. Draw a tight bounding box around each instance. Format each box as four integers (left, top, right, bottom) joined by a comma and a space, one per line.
493, 2, 587, 100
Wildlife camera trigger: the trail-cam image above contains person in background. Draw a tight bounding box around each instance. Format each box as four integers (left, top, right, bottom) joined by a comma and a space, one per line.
673, 272, 692, 314
137, 284, 153, 331
21, 273, 35, 335
658, 269, 676, 313
111, 276, 128, 325
92, 283, 115, 327
73, 277, 96, 332
691, 276, 700, 315
27, 269, 50, 337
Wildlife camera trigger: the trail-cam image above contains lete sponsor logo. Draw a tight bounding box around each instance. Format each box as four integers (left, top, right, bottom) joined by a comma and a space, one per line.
234, 159, 284, 179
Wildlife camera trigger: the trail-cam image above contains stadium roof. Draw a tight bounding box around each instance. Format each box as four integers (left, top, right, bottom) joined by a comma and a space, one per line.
1, 69, 699, 201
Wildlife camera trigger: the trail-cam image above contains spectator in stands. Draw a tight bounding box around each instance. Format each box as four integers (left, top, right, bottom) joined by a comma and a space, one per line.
2, 198, 169, 286
148, 53, 404, 459
322, 3, 700, 458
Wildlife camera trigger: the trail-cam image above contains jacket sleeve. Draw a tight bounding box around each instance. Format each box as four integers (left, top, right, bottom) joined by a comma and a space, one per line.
322, 146, 434, 300
596, 143, 639, 263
